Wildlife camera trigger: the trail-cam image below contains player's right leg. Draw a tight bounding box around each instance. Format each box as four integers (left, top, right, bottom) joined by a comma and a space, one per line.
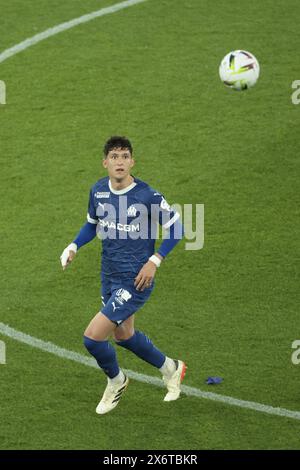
83, 313, 129, 415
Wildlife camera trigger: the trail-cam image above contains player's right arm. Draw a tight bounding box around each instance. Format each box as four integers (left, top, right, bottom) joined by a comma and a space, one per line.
60, 189, 98, 270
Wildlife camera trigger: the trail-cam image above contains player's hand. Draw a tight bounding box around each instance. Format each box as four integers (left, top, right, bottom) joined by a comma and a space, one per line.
60, 243, 77, 270
134, 261, 157, 291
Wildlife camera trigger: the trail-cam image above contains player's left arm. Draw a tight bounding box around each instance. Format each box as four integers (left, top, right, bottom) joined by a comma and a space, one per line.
134, 195, 184, 291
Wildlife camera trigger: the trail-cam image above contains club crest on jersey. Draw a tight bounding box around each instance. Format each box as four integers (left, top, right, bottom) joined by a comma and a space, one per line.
95, 192, 110, 198
115, 289, 132, 305
127, 205, 137, 217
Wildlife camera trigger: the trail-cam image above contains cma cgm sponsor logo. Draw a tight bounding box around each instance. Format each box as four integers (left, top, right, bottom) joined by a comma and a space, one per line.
115, 289, 132, 305
95, 192, 110, 198
98, 219, 140, 232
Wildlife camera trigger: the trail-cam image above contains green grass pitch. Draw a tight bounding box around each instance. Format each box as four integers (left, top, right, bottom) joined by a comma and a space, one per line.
0, 0, 300, 450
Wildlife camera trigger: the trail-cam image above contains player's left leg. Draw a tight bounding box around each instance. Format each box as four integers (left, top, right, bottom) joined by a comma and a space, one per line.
114, 315, 187, 402
113, 314, 135, 341
114, 319, 166, 370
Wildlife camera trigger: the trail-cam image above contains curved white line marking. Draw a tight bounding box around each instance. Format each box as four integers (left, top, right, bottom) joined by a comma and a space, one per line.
0, 0, 148, 64
1, 321, 300, 422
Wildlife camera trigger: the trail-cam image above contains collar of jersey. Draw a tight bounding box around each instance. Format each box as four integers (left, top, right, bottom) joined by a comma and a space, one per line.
108, 178, 137, 195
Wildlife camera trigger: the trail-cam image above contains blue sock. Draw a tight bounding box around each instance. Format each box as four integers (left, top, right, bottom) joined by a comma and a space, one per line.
116, 331, 165, 368
83, 336, 120, 379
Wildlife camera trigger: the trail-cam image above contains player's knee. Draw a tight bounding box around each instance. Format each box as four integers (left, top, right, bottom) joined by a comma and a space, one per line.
114, 327, 135, 342
83, 335, 106, 355
83, 335, 97, 354
83, 326, 96, 339
83, 314, 108, 341
83, 336, 115, 360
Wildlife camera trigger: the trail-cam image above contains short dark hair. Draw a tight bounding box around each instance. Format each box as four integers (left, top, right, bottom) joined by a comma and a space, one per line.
103, 136, 133, 157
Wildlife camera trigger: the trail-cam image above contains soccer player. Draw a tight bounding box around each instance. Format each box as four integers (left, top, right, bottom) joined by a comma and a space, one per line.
60, 136, 186, 415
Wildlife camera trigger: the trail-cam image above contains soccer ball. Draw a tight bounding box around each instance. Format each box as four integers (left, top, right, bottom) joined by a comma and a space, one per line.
219, 50, 260, 91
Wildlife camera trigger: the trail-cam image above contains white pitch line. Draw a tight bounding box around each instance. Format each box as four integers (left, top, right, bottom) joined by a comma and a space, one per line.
1, 322, 300, 422
0, 0, 149, 64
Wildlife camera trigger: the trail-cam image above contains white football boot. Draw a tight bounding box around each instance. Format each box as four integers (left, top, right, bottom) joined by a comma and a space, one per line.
96, 375, 129, 415
163, 360, 187, 402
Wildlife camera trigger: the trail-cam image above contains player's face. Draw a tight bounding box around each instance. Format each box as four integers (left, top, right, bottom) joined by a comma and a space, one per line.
103, 147, 135, 181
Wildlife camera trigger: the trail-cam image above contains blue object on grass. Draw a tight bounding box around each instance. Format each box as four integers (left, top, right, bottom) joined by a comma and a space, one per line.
206, 376, 223, 385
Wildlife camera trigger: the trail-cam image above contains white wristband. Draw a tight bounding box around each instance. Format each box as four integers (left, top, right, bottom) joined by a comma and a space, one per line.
60, 242, 77, 268
149, 254, 161, 268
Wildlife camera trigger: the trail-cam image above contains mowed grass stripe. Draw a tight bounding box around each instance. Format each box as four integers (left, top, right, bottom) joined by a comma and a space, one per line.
0, 0, 149, 64
1, 322, 300, 422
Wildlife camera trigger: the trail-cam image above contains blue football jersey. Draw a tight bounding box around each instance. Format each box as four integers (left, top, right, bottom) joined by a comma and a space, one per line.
87, 176, 179, 276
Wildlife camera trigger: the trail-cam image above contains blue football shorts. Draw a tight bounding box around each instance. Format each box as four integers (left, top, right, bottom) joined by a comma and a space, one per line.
100, 274, 154, 325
